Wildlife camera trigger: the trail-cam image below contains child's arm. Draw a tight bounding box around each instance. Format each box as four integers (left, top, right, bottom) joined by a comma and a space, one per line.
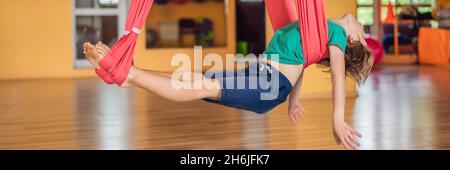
288, 70, 307, 125
329, 45, 362, 150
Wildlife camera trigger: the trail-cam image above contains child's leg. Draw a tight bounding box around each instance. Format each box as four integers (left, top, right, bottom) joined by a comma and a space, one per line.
144, 70, 172, 78
127, 66, 220, 102
94, 42, 200, 80
85, 42, 220, 102
142, 70, 203, 82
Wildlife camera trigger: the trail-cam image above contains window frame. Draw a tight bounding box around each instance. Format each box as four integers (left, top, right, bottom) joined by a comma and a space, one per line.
72, 0, 129, 69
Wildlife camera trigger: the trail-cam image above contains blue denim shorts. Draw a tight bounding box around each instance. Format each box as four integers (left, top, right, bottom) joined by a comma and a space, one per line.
203, 62, 293, 114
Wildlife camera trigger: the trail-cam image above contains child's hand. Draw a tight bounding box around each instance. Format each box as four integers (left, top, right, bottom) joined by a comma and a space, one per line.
288, 101, 307, 125
332, 120, 362, 150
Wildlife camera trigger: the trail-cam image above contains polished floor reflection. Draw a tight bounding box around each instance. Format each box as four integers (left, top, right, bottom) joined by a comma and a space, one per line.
0, 65, 449, 150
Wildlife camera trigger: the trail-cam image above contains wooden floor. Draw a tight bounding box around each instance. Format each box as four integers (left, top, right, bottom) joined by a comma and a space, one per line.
0, 65, 449, 150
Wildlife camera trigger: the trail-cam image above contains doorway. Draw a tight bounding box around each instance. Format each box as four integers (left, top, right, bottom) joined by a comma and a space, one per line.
236, 0, 266, 56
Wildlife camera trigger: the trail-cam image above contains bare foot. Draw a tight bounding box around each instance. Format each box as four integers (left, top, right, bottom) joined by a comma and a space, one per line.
83, 42, 104, 69
94, 42, 134, 88
95, 42, 110, 57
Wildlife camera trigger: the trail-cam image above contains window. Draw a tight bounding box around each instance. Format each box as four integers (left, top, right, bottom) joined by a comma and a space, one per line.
357, 0, 434, 26
73, 0, 128, 68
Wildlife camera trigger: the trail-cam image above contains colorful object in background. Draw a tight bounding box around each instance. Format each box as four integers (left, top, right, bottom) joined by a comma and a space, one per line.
418, 28, 450, 67
179, 18, 196, 47
195, 18, 214, 47
96, 0, 154, 85
382, 33, 412, 53
172, 0, 188, 5
178, 17, 214, 47
365, 35, 384, 65
237, 41, 249, 56
384, 1, 400, 55
385, 1, 396, 23
155, 0, 169, 4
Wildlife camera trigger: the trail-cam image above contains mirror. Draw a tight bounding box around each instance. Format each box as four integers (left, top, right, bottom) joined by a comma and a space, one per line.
145, 0, 227, 49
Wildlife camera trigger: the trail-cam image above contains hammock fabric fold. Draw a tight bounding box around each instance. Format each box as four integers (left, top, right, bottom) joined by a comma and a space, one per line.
266, 0, 329, 68
96, 0, 154, 85
95, 66, 114, 84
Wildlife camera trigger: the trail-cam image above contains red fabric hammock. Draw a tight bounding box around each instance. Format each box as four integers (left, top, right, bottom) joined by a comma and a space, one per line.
96, 0, 154, 85
266, 0, 329, 68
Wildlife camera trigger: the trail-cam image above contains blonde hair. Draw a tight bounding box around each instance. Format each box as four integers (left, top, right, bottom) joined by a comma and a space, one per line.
317, 41, 374, 86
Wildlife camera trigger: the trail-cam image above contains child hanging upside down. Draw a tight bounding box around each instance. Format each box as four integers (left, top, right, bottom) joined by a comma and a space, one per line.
83, 6, 373, 150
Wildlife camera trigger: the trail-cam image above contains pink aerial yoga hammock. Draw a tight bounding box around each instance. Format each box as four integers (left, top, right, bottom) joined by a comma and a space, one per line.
95, 0, 154, 85
266, 0, 329, 68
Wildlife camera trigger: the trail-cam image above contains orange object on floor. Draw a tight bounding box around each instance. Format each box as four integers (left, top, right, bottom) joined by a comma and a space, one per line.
418, 28, 450, 67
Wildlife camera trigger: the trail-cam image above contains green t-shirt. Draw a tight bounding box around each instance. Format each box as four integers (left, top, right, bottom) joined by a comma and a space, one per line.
264, 20, 348, 65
